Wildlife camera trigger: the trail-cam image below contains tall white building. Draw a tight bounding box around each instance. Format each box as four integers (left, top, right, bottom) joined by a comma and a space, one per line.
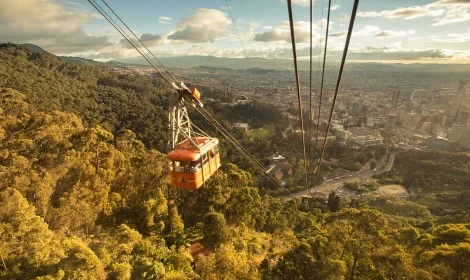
448, 123, 467, 142
459, 126, 470, 150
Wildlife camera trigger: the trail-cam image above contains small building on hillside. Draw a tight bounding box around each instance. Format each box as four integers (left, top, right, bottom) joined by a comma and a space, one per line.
236, 95, 251, 105
233, 122, 250, 133
266, 162, 293, 180
266, 153, 292, 180
188, 242, 208, 261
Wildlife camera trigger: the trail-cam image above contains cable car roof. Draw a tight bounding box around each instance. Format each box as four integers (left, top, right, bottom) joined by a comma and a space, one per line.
168, 137, 219, 162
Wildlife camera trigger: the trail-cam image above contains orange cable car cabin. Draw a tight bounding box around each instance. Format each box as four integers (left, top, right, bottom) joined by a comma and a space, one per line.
168, 137, 221, 190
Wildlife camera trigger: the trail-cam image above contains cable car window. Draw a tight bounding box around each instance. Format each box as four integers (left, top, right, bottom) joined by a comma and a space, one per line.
214, 147, 219, 155
174, 161, 185, 172
169, 162, 174, 171
187, 161, 201, 173
202, 154, 208, 164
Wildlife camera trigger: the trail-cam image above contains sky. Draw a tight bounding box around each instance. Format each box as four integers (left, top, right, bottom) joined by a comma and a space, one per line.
0, 0, 469, 63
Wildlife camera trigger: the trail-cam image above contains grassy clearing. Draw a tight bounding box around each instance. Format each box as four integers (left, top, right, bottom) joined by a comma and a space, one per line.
248, 126, 275, 139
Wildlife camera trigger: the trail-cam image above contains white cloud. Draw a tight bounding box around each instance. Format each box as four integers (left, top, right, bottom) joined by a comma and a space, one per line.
434, 0, 470, 5
284, 0, 312, 7
421, 29, 470, 43
254, 20, 324, 43
358, 0, 470, 26
0, 0, 110, 53
354, 25, 415, 38
357, 5, 444, 20
331, 4, 341, 11
120, 33, 162, 49
279, 0, 321, 7
159, 16, 172, 24
347, 47, 452, 60
432, 5, 470, 25
167, 9, 231, 43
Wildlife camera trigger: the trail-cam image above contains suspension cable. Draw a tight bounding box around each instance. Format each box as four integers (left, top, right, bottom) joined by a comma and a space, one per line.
223, 0, 256, 95
198, 107, 280, 186
100, 0, 180, 84
287, 0, 308, 187
224, 0, 253, 69
314, 0, 325, 152
314, 0, 331, 168
196, 107, 287, 191
88, 0, 290, 192
313, 0, 360, 185
88, 0, 174, 85
307, 0, 313, 161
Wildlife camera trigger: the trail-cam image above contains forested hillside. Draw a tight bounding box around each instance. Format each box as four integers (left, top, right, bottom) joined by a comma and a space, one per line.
374, 150, 470, 223
0, 43, 169, 150
1, 44, 469, 279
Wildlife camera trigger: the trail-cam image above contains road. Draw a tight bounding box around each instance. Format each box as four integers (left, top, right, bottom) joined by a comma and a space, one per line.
282, 151, 396, 200
282, 123, 292, 138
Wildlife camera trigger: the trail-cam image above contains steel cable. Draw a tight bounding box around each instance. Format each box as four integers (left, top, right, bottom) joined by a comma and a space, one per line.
313, 0, 360, 185
314, 0, 332, 169
88, 0, 174, 85
88, 0, 292, 194
287, 0, 309, 187
100, 0, 180, 84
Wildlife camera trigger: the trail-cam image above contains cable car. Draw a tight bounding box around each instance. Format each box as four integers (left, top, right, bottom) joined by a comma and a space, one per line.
168, 137, 220, 190
167, 83, 221, 190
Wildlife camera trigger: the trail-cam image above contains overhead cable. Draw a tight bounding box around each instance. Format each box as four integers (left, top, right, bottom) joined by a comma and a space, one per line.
224, 0, 253, 69
314, 0, 326, 151
196, 107, 287, 190
314, 0, 332, 164
307, 0, 314, 161
89, 0, 287, 191
88, 0, 174, 85
313, 0, 360, 185
100, 0, 180, 84
287, 0, 309, 187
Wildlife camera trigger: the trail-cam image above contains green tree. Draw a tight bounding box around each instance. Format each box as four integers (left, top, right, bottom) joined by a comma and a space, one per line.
422, 243, 470, 280
203, 212, 231, 248
0, 188, 64, 279
59, 237, 106, 280
327, 191, 341, 212
225, 187, 261, 227
195, 244, 257, 280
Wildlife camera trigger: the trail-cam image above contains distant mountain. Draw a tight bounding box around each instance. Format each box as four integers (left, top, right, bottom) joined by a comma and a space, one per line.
113, 55, 470, 73
9, 43, 470, 74
114, 55, 303, 70
61, 55, 105, 66
0, 42, 47, 53
20, 43, 46, 53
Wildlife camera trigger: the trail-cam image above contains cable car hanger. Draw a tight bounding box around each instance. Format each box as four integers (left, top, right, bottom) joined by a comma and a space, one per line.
87, 0, 289, 191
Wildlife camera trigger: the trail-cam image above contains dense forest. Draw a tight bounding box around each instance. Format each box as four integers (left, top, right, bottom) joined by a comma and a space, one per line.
0, 43, 169, 151
1, 44, 469, 279
374, 150, 470, 223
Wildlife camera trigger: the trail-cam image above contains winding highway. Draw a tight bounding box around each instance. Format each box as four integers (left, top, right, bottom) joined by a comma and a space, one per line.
282, 151, 396, 200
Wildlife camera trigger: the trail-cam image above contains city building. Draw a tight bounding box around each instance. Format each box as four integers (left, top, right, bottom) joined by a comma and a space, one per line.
350, 135, 383, 147
448, 123, 467, 142
391, 90, 401, 108
459, 127, 470, 150
401, 91, 414, 102
446, 81, 467, 126
236, 95, 251, 105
